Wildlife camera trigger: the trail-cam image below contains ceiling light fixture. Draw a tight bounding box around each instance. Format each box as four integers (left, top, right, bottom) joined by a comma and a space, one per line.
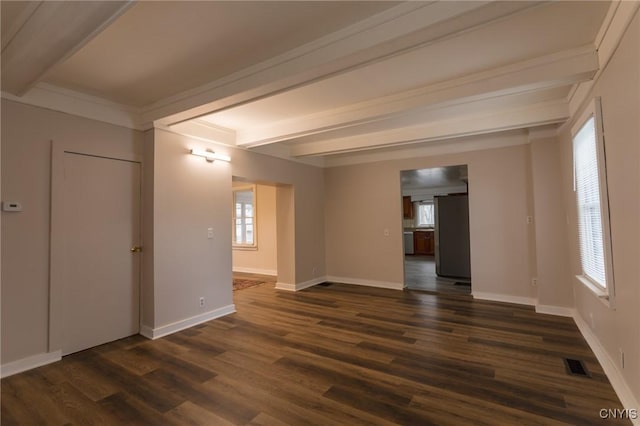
190, 148, 231, 162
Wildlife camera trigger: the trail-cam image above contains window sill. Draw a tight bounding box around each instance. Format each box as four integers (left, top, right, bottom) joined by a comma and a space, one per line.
575, 275, 613, 309
233, 245, 258, 251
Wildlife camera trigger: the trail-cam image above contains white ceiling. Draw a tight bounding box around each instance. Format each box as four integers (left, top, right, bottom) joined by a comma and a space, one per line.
1, 1, 616, 166
42, 1, 398, 107
401, 165, 468, 190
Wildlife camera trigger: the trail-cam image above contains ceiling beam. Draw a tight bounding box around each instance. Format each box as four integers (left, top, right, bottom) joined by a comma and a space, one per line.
145, 1, 537, 127
290, 99, 569, 157
236, 45, 597, 148
1, 1, 134, 96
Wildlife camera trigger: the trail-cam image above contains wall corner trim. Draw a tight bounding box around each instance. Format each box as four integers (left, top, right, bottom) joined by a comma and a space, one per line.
140, 304, 236, 340
573, 312, 640, 421
0, 350, 62, 378
326, 276, 404, 290
534, 305, 575, 317
472, 292, 535, 306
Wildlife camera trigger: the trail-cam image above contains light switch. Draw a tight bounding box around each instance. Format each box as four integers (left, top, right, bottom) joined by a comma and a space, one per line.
207, 228, 214, 239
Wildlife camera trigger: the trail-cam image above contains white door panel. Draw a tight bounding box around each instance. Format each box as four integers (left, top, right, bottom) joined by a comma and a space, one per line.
62, 153, 140, 355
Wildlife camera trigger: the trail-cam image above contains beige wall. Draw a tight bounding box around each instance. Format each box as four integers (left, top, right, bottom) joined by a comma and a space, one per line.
529, 138, 572, 308
1, 100, 143, 364
558, 13, 640, 402
232, 184, 278, 275
148, 128, 325, 328
150, 129, 233, 328
230, 146, 326, 284
325, 142, 538, 299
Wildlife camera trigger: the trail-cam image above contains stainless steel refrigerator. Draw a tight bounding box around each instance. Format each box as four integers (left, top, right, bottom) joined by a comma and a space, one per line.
434, 194, 471, 279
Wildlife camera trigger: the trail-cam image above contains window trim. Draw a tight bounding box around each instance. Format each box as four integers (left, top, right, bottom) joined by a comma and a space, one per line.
571, 97, 615, 307
232, 184, 258, 250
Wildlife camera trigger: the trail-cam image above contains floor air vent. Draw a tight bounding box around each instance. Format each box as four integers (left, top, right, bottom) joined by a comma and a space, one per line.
563, 358, 591, 377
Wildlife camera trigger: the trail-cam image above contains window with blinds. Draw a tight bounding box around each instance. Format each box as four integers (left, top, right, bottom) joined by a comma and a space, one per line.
572, 97, 613, 296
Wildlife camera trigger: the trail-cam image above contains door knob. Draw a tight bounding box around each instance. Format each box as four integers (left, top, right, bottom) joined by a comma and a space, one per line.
130, 246, 142, 253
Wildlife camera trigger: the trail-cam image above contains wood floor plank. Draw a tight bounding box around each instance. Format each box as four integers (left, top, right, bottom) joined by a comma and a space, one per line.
1, 281, 630, 425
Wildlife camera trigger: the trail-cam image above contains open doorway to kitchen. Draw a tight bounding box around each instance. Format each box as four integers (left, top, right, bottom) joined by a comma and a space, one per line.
401, 165, 471, 295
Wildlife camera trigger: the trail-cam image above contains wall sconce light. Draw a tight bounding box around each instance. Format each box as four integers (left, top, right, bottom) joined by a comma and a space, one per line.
190, 148, 231, 162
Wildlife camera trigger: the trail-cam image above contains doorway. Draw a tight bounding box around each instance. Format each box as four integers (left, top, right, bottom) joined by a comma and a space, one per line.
230, 178, 294, 292
59, 152, 141, 355
401, 165, 471, 295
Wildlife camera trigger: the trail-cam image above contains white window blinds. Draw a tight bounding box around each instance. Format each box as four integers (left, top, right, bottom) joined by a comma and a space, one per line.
573, 116, 606, 288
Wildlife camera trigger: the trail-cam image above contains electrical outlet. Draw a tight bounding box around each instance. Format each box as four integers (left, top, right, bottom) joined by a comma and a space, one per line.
531, 277, 538, 287
199, 297, 205, 307
383, 228, 390, 237
526, 216, 534, 224
207, 228, 214, 239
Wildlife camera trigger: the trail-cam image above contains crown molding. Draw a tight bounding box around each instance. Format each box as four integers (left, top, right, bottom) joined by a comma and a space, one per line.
1, 83, 146, 130
1, 1, 135, 96
567, 1, 639, 121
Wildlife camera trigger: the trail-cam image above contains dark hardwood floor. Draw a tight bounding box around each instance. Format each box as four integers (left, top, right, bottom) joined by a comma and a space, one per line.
404, 255, 471, 295
1, 283, 629, 425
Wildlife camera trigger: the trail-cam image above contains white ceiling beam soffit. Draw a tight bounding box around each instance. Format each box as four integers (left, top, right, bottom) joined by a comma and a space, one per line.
1, 1, 134, 96
148, 1, 537, 127
235, 45, 598, 148
290, 99, 569, 158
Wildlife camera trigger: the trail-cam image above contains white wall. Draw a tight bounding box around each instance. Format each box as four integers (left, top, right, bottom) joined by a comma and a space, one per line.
1, 100, 143, 364
232, 183, 278, 276
325, 142, 538, 301
558, 12, 640, 405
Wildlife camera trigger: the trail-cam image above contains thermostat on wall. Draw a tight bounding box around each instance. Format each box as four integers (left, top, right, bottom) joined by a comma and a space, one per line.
2, 201, 23, 212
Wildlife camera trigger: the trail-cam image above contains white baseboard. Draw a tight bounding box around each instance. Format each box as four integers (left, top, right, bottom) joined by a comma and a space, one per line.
275, 282, 296, 291
535, 304, 575, 317
472, 291, 535, 306
1, 350, 62, 378
275, 276, 327, 292
232, 267, 277, 276
573, 313, 640, 424
326, 275, 404, 290
140, 304, 236, 340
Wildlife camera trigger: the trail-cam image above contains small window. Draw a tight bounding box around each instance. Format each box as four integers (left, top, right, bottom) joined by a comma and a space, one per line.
416, 203, 434, 227
572, 97, 614, 303
233, 185, 257, 248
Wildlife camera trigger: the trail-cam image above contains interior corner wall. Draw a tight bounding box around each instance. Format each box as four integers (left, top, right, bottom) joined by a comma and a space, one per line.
141, 130, 155, 327
558, 12, 640, 403
0, 99, 143, 365
324, 142, 536, 299
151, 129, 233, 329
529, 137, 572, 308
232, 184, 278, 275
230, 147, 326, 285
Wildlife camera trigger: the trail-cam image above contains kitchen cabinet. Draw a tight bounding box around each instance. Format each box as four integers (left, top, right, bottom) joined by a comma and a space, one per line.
403, 196, 414, 219
414, 230, 434, 255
